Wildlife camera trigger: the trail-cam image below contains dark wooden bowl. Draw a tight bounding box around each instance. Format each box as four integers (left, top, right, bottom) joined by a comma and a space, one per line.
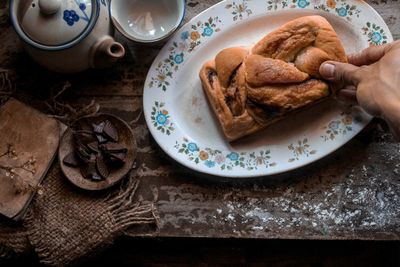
59, 114, 137, 191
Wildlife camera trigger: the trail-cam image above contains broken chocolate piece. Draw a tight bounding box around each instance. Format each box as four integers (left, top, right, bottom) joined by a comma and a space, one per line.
80, 163, 96, 180
100, 142, 128, 154
91, 172, 104, 181
96, 134, 108, 144
96, 156, 110, 179
107, 152, 126, 167
103, 120, 118, 142
75, 144, 92, 163
110, 152, 126, 161
63, 152, 81, 167
73, 132, 95, 144
92, 121, 105, 134
86, 141, 99, 154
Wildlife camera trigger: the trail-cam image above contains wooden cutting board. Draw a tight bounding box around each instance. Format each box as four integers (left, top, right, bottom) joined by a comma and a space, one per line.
0, 98, 64, 220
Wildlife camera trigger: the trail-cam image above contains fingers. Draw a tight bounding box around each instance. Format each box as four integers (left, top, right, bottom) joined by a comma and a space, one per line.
336, 86, 358, 105
347, 44, 391, 66
320, 61, 363, 86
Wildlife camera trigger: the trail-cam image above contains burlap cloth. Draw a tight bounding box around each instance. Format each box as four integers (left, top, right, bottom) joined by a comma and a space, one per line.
0, 161, 158, 266
0, 74, 159, 265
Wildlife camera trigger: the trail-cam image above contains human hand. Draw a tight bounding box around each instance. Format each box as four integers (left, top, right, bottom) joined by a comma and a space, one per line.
319, 41, 400, 139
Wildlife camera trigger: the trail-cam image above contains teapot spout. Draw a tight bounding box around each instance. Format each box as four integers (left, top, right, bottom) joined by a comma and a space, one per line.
90, 37, 125, 69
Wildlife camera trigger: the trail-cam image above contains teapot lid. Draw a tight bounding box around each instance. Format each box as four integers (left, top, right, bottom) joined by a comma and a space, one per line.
11, 0, 100, 50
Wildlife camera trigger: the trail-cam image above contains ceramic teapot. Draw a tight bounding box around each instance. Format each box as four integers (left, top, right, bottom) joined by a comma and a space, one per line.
10, 0, 125, 73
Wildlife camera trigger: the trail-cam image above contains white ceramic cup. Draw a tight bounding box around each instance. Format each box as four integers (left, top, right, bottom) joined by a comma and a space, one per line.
110, 0, 186, 44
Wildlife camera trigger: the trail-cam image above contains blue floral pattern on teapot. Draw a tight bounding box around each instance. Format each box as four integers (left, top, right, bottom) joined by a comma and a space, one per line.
63, 0, 107, 26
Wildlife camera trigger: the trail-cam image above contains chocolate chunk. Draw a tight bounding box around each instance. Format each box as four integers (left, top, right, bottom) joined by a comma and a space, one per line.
96, 134, 108, 144
63, 152, 81, 167
96, 156, 110, 179
107, 152, 126, 167
92, 121, 105, 134
86, 141, 99, 154
80, 162, 96, 180
76, 144, 92, 163
100, 142, 127, 153
103, 120, 118, 142
74, 132, 95, 144
111, 152, 126, 161
91, 172, 104, 181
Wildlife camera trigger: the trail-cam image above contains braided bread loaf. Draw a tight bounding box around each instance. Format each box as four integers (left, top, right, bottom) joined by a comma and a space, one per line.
199, 15, 347, 141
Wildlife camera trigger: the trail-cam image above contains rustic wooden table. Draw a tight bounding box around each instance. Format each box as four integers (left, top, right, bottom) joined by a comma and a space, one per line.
0, 0, 399, 243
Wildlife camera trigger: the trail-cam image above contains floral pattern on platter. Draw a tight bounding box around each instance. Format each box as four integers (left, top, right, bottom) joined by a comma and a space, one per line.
313, 0, 361, 21
148, 61, 173, 91
321, 107, 364, 141
288, 139, 316, 162
225, 0, 253, 21
174, 138, 277, 170
295, 0, 310, 8
362, 22, 388, 45
267, 0, 288, 10
149, 17, 221, 91
335, 5, 361, 20
265, 0, 361, 20
150, 102, 175, 135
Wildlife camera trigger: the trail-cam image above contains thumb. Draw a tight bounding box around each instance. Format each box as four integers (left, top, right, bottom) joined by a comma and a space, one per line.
319, 61, 363, 87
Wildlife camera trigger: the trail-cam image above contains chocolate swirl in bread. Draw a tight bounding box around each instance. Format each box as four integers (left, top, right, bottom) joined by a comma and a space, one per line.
199, 15, 347, 141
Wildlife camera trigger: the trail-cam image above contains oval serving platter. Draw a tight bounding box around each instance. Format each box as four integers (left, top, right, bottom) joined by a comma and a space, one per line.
143, 0, 393, 178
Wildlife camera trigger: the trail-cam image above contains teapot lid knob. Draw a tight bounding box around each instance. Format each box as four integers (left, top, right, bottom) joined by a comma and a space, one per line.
39, 0, 61, 15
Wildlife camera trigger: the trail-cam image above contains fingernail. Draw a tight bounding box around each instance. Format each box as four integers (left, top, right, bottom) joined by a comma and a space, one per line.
321, 63, 335, 78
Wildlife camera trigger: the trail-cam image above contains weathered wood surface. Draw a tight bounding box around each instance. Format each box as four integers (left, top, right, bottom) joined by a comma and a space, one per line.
0, 0, 399, 240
